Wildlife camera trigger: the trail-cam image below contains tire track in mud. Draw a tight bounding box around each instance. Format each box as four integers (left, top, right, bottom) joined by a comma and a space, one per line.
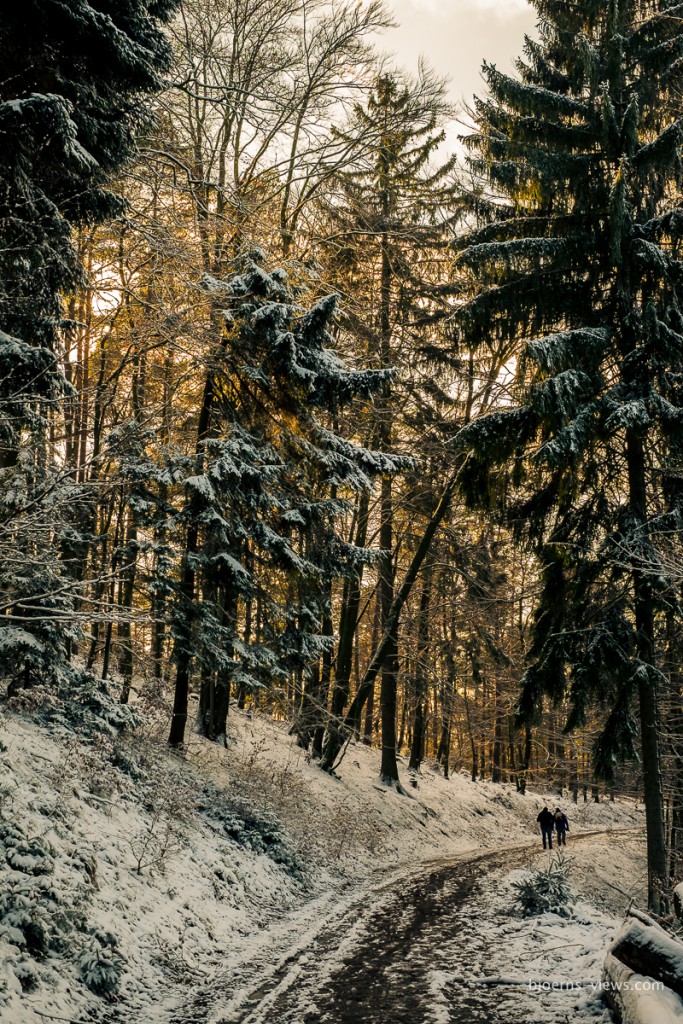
178, 828, 638, 1024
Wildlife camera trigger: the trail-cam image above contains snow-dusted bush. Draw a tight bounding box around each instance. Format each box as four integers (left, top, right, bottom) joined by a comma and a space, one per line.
110, 737, 148, 782
0, 822, 26, 856
0, 813, 93, 959
0, 858, 122, 998
0, 873, 91, 955
65, 844, 98, 888
5, 836, 55, 876
12, 958, 39, 992
325, 803, 386, 862
0, 882, 53, 954
512, 854, 575, 918
125, 756, 194, 876
9, 670, 141, 739
128, 802, 186, 876
198, 784, 305, 880
77, 931, 124, 997
49, 732, 125, 802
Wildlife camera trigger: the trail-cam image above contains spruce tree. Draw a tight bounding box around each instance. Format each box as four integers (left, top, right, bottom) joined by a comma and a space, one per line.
456, 0, 683, 910
320, 67, 460, 784
0, 0, 177, 689
164, 253, 399, 747
0, 0, 177, 362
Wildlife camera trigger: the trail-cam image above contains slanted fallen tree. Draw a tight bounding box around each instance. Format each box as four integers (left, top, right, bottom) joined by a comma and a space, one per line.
603, 909, 683, 1023
609, 916, 683, 999
602, 953, 683, 1024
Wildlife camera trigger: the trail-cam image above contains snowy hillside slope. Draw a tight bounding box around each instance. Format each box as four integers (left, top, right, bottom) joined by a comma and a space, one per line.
0, 695, 646, 1024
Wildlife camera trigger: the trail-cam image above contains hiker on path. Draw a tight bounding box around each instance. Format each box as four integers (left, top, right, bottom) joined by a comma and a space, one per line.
554, 808, 569, 846
537, 806, 555, 849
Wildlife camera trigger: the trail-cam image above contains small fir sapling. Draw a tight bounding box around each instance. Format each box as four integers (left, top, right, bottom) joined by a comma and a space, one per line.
512, 853, 575, 918
77, 931, 124, 997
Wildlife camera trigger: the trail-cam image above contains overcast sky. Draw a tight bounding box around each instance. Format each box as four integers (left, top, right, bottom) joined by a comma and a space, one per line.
383, 0, 536, 116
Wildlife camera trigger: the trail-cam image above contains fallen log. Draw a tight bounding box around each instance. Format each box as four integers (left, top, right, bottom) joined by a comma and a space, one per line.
602, 953, 683, 1024
628, 907, 664, 931
609, 918, 683, 998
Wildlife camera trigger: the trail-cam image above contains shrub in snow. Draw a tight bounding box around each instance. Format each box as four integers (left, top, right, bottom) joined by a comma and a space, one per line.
128, 804, 186, 876
0, 821, 25, 847
198, 785, 305, 880
512, 854, 575, 918
1, 817, 55, 876
126, 764, 194, 876
5, 836, 55, 876
66, 844, 98, 888
78, 931, 123, 997
54, 733, 124, 800
0, 873, 87, 956
110, 739, 148, 782
0, 885, 52, 954
11, 671, 141, 739
12, 958, 39, 992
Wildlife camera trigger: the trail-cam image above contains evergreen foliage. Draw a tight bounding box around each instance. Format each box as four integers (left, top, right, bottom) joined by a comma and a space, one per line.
317, 68, 463, 781
512, 853, 574, 918
198, 783, 305, 879
162, 252, 401, 745
456, 0, 683, 908
0, 0, 179, 690
77, 932, 123, 997
326, 66, 462, 379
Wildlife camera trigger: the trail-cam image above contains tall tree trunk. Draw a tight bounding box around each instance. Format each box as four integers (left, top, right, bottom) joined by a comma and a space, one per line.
101, 490, 125, 681
294, 585, 333, 753
168, 362, 218, 747
492, 674, 503, 783
118, 511, 138, 704
627, 431, 668, 912
409, 555, 433, 772
197, 580, 236, 744
328, 492, 370, 730
119, 346, 146, 704
379, 475, 400, 784
516, 724, 532, 795
362, 595, 381, 746
376, 158, 400, 786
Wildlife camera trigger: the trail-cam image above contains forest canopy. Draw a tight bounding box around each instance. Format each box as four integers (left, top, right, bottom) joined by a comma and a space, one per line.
2, 0, 683, 913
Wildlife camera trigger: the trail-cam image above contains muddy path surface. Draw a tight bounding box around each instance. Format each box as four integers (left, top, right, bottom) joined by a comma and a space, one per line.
273, 848, 508, 1024
176, 829, 635, 1024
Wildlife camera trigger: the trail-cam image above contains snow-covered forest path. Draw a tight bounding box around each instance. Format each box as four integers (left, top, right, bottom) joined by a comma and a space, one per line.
169, 828, 639, 1024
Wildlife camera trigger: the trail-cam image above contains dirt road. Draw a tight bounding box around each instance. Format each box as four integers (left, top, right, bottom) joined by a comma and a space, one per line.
173, 829, 639, 1024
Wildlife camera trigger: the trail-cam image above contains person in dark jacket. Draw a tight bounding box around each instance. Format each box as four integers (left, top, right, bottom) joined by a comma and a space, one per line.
554, 808, 569, 845
537, 807, 555, 849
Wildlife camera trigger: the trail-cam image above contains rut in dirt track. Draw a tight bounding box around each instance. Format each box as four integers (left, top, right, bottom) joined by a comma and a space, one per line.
226, 829, 631, 1024
225, 846, 528, 1024
291, 851, 503, 1024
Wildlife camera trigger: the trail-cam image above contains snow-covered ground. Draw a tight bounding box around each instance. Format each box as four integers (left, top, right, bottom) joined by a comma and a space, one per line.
192, 704, 646, 868
434, 865, 628, 1024
0, 698, 647, 1024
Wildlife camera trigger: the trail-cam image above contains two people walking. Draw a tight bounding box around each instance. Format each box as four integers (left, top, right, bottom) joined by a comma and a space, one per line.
536, 806, 569, 849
